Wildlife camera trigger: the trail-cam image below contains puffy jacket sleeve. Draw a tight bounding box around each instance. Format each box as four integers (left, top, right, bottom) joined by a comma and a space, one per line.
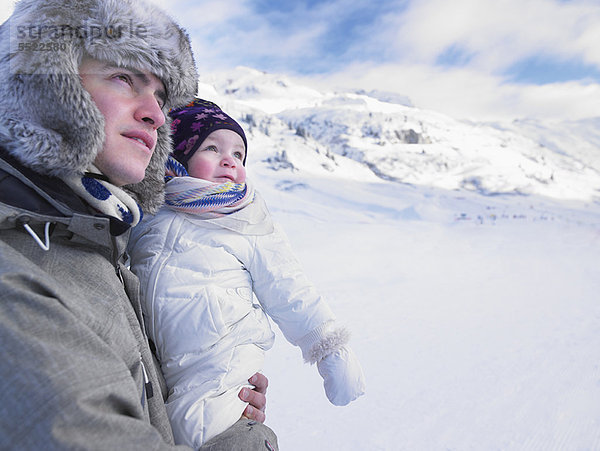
248, 222, 366, 407
248, 222, 337, 347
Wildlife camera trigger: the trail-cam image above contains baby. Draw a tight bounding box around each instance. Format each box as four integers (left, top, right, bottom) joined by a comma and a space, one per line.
128, 98, 365, 448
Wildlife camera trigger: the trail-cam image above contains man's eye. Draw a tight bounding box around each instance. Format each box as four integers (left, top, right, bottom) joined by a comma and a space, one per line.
114, 74, 132, 85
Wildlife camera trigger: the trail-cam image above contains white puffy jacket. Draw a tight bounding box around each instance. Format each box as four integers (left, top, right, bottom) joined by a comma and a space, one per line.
128, 192, 364, 448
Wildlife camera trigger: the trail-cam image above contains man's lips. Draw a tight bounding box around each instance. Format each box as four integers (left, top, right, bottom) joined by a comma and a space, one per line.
123, 130, 155, 152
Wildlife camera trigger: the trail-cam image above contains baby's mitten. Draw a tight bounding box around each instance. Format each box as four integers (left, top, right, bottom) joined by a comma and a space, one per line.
297, 321, 366, 406
316, 345, 365, 405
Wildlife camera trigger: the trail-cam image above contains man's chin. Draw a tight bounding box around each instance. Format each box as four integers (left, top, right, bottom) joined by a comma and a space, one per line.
109, 170, 148, 187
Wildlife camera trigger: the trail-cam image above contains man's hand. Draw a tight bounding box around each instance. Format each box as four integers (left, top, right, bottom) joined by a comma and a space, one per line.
239, 373, 268, 423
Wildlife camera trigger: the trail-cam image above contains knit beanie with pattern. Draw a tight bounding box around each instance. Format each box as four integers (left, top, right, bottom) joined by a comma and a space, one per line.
169, 98, 248, 168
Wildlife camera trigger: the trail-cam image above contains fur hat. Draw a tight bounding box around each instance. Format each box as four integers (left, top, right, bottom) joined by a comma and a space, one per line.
169, 98, 247, 168
0, 0, 198, 213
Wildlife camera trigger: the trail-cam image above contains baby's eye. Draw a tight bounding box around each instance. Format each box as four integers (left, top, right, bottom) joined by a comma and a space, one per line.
204, 145, 218, 152
234, 151, 244, 160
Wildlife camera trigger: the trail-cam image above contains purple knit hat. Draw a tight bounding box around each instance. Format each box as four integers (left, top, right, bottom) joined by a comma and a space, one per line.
169, 98, 248, 168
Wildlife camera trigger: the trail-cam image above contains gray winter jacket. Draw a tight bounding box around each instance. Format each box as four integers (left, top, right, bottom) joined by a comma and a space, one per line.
0, 0, 198, 448
0, 152, 186, 449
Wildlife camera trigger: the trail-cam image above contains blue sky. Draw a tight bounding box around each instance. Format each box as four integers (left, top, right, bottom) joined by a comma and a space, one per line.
2, 0, 599, 121
154, 0, 600, 121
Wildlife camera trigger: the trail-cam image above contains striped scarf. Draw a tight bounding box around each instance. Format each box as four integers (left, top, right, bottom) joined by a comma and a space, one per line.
164, 156, 254, 217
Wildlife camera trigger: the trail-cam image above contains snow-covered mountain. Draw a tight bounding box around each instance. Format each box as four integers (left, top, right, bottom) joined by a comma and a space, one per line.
195, 67, 600, 449
197, 66, 600, 204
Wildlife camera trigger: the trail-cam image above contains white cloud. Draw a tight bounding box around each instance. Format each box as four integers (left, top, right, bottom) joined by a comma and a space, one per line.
0, 0, 15, 23
147, 0, 251, 29
377, 0, 600, 73
285, 0, 600, 121
298, 62, 600, 121
2, 0, 598, 121
148, 0, 331, 72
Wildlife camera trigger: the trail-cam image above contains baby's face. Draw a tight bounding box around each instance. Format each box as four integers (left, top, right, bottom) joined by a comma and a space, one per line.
187, 129, 246, 183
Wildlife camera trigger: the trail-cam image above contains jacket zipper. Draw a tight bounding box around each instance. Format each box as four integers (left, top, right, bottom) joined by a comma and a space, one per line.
139, 356, 154, 407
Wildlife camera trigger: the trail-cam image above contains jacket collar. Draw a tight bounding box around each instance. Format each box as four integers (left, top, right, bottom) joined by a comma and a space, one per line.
0, 148, 131, 258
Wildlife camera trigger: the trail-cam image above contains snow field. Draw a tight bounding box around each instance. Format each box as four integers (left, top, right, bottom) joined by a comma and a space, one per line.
199, 66, 600, 450
254, 170, 600, 450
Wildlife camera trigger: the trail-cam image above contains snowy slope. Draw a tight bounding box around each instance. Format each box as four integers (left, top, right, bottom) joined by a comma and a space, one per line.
198, 67, 600, 203
196, 67, 600, 449
255, 171, 600, 450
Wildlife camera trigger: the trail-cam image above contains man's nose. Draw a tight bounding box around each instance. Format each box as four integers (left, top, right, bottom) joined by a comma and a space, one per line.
136, 94, 166, 129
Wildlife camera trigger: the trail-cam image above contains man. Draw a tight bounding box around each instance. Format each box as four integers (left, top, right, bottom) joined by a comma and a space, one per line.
0, 0, 277, 449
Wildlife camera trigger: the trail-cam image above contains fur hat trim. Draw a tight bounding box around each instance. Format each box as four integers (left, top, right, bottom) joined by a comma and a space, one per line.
0, 0, 198, 213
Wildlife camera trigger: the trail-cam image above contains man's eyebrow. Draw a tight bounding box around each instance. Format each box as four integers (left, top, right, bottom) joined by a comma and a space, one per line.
132, 72, 167, 106
102, 64, 167, 105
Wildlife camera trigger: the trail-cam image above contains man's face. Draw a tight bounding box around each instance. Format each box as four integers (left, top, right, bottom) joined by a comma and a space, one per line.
79, 57, 167, 186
